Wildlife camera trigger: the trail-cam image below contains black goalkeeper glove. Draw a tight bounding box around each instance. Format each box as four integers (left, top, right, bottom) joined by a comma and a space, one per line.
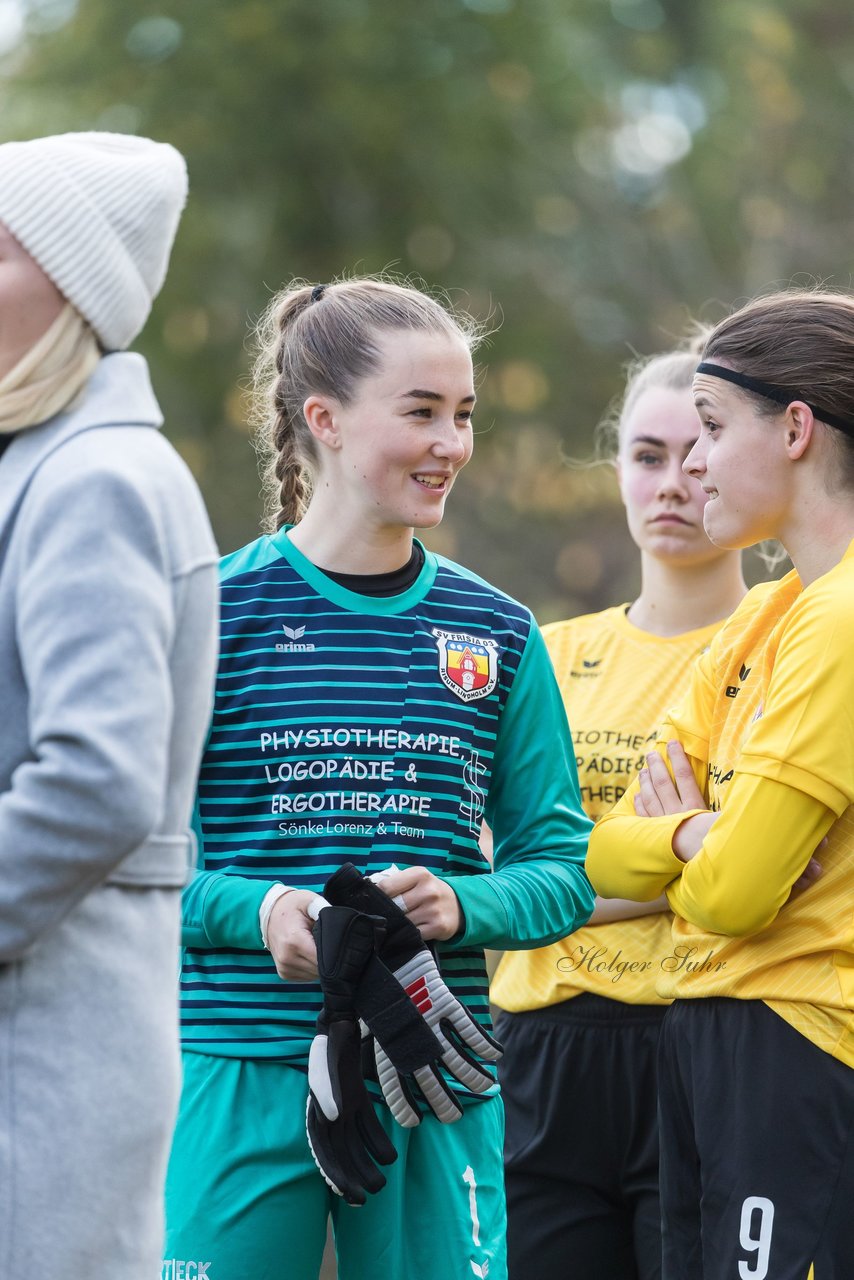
324, 864, 503, 1128
306, 903, 397, 1205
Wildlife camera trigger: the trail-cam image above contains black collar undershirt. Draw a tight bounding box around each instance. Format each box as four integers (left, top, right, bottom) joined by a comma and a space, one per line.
321, 541, 425, 597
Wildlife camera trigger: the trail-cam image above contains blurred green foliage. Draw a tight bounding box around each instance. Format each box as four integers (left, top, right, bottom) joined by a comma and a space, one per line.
3, 0, 853, 618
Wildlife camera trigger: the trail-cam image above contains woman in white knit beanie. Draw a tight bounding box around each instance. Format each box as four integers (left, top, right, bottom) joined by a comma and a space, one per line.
0, 132, 219, 1280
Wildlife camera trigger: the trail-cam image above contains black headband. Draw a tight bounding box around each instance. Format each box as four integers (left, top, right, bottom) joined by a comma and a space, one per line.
696, 362, 854, 438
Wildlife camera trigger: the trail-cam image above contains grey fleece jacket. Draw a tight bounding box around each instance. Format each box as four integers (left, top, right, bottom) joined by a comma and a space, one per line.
0, 352, 219, 961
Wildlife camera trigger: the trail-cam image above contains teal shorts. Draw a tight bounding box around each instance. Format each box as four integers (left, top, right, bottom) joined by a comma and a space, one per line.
163, 1053, 507, 1280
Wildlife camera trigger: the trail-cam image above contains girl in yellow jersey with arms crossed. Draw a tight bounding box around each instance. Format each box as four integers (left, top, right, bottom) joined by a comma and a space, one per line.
492, 333, 747, 1279
588, 290, 854, 1279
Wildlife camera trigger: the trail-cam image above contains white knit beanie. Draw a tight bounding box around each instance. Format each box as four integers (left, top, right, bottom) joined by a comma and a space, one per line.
0, 132, 188, 351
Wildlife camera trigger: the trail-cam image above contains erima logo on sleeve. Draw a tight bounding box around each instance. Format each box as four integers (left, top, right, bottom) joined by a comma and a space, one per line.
276, 622, 316, 653
725, 662, 751, 699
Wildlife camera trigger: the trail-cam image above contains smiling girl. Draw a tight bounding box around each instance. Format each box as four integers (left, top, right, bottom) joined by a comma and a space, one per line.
587, 289, 854, 1279
492, 334, 746, 1280
164, 277, 594, 1280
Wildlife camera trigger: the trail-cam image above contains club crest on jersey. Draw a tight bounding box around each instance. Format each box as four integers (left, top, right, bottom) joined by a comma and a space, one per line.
431, 628, 499, 702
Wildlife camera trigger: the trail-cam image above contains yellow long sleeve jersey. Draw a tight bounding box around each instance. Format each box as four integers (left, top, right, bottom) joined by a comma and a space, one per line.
492, 605, 719, 1011
587, 544, 854, 1066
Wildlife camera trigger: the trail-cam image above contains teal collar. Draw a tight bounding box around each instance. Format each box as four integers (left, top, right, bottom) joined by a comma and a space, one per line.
269, 527, 438, 615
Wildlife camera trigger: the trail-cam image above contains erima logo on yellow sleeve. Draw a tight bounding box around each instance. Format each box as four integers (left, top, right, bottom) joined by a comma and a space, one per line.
725, 662, 751, 698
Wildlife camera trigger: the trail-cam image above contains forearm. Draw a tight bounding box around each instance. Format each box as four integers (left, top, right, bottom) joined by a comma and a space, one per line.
586, 725, 711, 902
445, 854, 595, 951
587, 893, 669, 925
666, 774, 834, 935
587, 806, 701, 901
182, 868, 280, 950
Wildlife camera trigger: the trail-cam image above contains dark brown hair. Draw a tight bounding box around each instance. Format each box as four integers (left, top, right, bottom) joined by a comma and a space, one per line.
702, 289, 854, 489
251, 275, 481, 530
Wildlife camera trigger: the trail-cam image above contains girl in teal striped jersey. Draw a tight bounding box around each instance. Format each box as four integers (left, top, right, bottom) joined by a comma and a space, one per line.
164, 276, 594, 1280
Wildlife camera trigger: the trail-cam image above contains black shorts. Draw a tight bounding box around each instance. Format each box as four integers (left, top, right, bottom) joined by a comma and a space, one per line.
658, 998, 854, 1280
497, 994, 667, 1280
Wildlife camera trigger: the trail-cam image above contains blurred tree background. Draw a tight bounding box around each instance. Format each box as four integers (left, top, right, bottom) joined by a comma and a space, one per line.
2, 0, 853, 619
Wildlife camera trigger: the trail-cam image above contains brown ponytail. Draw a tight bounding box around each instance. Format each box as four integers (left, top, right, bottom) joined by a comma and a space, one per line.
251, 284, 317, 529
270, 394, 311, 529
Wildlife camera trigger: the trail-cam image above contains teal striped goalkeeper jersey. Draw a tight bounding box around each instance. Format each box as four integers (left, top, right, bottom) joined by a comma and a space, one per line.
180, 529, 593, 1074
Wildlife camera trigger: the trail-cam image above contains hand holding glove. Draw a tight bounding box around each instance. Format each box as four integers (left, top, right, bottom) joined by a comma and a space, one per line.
306, 903, 397, 1205
324, 864, 503, 1127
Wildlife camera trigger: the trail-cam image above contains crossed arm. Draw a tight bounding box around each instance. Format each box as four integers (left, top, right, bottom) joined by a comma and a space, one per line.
588, 739, 825, 935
